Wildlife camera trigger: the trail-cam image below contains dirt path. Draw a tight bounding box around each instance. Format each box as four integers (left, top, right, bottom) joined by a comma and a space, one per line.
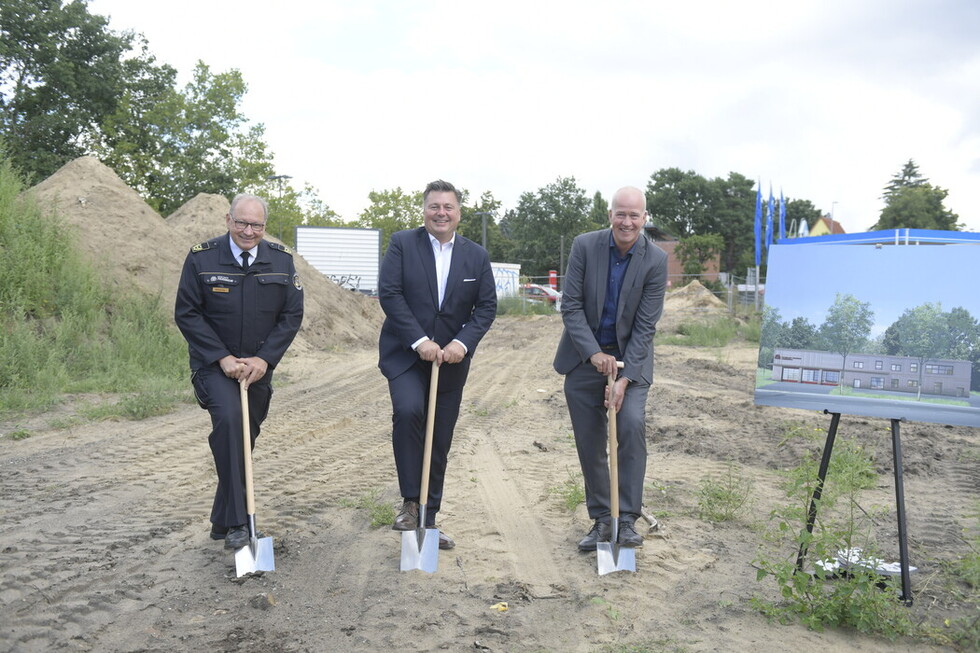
1, 315, 974, 652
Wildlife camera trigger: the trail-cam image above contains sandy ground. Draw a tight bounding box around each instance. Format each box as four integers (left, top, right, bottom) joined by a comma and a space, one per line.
2, 157, 977, 652
2, 313, 977, 652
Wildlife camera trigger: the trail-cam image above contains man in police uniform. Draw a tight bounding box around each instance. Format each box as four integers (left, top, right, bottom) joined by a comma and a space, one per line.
174, 193, 303, 550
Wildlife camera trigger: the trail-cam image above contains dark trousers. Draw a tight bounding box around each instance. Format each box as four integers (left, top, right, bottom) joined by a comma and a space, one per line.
563, 361, 648, 522
192, 366, 273, 528
388, 358, 468, 526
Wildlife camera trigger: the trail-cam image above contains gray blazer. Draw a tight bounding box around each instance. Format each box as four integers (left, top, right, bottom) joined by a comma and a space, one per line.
553, 228, 668, 385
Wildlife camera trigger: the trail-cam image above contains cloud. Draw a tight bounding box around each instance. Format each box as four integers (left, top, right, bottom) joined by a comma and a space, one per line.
90, 0, 980, 232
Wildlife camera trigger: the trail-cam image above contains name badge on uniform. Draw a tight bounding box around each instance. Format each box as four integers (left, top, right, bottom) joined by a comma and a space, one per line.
212, 287, 230, 293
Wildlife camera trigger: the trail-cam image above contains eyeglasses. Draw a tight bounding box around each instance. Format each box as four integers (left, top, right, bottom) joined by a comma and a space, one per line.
231, 218, 266, 232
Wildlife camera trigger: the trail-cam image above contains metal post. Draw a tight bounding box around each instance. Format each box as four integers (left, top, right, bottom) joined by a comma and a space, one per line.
797, 411, 840, 571
890, 418, 913, 605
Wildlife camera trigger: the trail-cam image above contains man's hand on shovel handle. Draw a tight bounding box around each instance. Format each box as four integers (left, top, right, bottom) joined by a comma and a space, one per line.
604, 377, 628, 413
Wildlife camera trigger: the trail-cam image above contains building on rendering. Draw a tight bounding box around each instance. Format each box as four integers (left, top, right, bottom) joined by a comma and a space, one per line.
771, 348, 972, 398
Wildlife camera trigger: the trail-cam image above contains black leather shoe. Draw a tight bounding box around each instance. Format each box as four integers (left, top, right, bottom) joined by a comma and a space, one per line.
438, 531, 455, 550
617, 520, 643, 548
577, 520, 612, 552
210, 524, 228, 540
392, 500, 419, 531
224, 525, 265, 550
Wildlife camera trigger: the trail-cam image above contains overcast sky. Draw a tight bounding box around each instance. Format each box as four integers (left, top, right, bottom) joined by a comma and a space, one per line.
88, 0, 980, 234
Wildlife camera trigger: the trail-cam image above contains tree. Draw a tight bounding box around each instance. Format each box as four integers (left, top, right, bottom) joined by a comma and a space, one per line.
1, 0, 129, 180
147, 62, 273, 215
872, 159, 960, 231
890, 303, 954, 399
645, 168, 755, 273
758, 305, 786, 368
820, 293, 874, 394
459, 190, 510, 262
710, 172, 756, 273
946, 306, 980, 392
355, 187, 422, 251
263, 180, 344, 248
674, 233, 723, 278
872, 184, 961, 231
646, 168, 716, 238
588, 191, 609, 228
883, 158, 928, 201
784, 316, 819, 350
499, 176, 593, 278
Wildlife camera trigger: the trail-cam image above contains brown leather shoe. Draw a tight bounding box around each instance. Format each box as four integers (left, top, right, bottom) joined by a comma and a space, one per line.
438, 531, 455, 550
392, 500, 419, 531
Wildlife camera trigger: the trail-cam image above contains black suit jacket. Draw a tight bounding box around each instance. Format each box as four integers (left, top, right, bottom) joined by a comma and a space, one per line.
378, 227, 497, 385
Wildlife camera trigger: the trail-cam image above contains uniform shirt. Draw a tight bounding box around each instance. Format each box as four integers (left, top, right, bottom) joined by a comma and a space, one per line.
174, 234, 304, 371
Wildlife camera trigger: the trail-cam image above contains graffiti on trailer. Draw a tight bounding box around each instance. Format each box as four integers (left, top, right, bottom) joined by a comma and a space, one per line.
328, 274, 361, 291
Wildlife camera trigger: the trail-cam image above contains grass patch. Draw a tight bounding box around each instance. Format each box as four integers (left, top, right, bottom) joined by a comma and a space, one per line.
697, 462, 753, 522
659, 316, 757, 348
7, 428, 32, 441
340, 489, 395, 528
79, 388, 192, 421
0, 157, 187, 418
549, 471, 585, 511
495, 296, 557, 316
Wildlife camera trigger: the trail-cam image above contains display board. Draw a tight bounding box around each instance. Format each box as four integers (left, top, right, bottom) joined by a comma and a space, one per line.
754, 243, 980, 427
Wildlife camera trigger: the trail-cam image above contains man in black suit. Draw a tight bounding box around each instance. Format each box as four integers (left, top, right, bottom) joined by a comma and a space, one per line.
553, 186, 668, 552
379, 179, 497, 549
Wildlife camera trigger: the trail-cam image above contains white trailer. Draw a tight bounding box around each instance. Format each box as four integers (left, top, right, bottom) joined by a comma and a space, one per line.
491, 262, 521, 298
295, 226, 381, 295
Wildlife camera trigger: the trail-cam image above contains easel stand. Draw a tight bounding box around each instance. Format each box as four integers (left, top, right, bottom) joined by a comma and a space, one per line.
795, 410, 913, 606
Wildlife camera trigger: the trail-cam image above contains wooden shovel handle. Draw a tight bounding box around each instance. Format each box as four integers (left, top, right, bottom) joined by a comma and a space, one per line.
607, 361, 625, 522
240, 380, 256, 515
419, 361, 439, 506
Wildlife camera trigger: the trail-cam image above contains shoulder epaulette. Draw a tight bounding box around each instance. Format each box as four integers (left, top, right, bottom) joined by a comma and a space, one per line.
191, 241, 213, 253
268, 241, 294, 256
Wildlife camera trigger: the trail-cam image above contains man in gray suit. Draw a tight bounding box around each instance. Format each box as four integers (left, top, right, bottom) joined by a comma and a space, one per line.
553, 186, 668, 551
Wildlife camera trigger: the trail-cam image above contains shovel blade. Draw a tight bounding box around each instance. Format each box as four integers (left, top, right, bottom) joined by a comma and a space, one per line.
400, 528, 439, 573
597, 541, 636, 576
235, 536, 275, 577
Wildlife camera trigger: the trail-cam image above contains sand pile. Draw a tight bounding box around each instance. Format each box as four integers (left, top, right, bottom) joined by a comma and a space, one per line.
25, 156, 382, 351
664, 278, 728, 312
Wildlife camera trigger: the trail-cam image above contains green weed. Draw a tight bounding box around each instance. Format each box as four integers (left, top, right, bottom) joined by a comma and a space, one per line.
752, 432, 916, 639
549, 471, 585, 511
340, 488, 395, 528
697, 463, 753, 522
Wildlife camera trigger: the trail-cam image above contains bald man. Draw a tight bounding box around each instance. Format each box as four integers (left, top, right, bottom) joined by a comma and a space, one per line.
553, 187, 668, 552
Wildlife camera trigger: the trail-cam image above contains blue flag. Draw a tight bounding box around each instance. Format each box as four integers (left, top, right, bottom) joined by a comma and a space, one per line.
754, 182, 762, 266
766, 185, 774, 253
779, 189, 786, 241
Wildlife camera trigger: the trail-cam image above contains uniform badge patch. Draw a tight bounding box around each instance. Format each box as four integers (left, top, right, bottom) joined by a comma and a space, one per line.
293, 274, 303, 290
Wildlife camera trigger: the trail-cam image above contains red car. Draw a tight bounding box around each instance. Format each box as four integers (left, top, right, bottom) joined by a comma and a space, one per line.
521, 283, 562, 310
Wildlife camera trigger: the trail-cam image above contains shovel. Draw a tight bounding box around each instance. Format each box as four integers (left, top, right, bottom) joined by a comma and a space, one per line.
597, 362, 636, 575
235, 379, 275, 577
400, 360, 440, 573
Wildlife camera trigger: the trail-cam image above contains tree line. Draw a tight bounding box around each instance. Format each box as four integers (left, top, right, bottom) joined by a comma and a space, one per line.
1, 1, 963, 279
761, 296, 980, 392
